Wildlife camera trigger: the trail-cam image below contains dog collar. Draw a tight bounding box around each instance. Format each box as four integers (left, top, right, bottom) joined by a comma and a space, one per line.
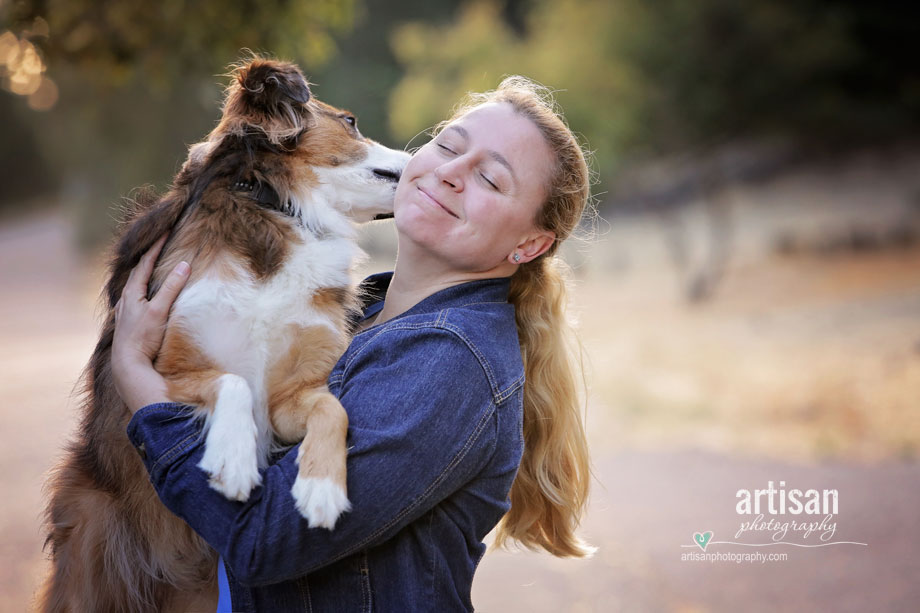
232, 179, 296, 218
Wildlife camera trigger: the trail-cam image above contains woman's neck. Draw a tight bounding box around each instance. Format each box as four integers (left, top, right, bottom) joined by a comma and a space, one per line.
372, 245, 513, 327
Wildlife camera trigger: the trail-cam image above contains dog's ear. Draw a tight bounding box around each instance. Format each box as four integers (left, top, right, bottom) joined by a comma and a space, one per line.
221, 58, 312, 147
239, 60, 311, 107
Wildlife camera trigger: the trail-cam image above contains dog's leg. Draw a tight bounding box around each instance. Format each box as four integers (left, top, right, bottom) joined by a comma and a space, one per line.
266, 324, 350, 527
159, 329, 262, 502
275, 389, 351, 529
195, 373, 262, 501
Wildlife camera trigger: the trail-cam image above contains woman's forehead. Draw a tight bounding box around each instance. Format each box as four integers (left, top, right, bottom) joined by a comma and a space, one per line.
449, 103, 552, 171
450, 102, 521, 134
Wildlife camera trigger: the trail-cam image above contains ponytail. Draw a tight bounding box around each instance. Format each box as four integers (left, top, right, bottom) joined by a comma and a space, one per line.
494, 256, 595, 557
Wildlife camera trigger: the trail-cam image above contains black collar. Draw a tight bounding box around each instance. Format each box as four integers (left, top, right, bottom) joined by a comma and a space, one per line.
232, 179, 296, 218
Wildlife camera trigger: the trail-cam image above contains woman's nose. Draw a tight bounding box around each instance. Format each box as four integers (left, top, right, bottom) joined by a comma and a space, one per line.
434, 159, 464, 191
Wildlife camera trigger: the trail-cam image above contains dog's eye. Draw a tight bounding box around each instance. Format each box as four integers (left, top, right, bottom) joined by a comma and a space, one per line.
343, 115, 356, 128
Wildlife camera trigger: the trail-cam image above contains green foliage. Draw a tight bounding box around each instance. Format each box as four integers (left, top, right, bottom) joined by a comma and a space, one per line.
388, 0, 649, 176
3, 0, 357, 88
303, 0, 464, 149
389, 0, 920, 184
0, 0, 358, 243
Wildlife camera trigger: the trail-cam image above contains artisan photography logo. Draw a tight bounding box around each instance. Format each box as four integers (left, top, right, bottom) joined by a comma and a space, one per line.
680, 480, 868, 563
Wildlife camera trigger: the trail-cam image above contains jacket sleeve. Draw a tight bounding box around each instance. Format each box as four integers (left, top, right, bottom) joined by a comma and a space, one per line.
127, 326, 499, 586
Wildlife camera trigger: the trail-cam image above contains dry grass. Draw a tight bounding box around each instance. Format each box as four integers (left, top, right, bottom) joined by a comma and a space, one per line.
573, 246, 920, 463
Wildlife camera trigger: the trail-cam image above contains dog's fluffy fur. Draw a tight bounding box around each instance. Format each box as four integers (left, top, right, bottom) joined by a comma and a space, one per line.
37, 57, 409, 612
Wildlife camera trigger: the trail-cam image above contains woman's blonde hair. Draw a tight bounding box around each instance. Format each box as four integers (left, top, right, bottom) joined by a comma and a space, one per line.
439, 76, 595, 557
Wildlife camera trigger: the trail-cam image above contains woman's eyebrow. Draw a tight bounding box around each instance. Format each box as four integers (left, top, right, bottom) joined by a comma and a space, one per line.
446, 125, 517, 183
446, 125, 470, 140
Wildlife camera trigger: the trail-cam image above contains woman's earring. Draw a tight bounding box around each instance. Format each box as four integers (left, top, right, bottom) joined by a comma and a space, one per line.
513, 253, 521, 263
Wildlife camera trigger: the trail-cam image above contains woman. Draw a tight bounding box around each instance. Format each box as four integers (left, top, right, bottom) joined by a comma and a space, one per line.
112, 76, 594, 611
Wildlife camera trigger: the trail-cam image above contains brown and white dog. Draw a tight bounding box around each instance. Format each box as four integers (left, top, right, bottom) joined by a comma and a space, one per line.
38, 57, 409, 612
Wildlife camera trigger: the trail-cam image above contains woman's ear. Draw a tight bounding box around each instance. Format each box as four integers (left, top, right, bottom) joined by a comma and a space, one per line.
509, 230, 556, 264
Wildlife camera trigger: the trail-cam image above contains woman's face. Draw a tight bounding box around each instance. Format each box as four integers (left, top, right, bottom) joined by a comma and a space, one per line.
393, 102, 555, 274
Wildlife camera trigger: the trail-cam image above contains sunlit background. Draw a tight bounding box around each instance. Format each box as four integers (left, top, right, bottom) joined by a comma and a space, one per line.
2, 1, 919, 610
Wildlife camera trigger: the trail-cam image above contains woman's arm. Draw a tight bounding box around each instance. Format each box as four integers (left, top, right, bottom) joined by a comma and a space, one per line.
127, 330, 498, 585
114, 242, 501, 586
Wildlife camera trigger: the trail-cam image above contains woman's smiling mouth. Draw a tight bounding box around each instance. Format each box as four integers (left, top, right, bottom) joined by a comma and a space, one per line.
418, 186, 460, 219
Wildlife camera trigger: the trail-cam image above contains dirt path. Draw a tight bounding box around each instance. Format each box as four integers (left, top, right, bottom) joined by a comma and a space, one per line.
0, 212, 98, 611
2, 212, 917, 611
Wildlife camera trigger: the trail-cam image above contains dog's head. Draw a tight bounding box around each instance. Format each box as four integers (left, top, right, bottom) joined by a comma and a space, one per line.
186, 57, 410, 228
108, 57, 409, 306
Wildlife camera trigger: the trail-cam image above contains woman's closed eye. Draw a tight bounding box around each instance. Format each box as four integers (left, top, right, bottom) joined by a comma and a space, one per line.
435, 140, 502, 191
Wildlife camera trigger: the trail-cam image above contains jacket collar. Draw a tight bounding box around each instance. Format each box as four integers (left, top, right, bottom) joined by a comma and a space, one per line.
356, 271, 511, 326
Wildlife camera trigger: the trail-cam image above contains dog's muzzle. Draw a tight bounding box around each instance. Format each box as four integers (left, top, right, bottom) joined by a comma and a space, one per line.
371, 168, 400, 220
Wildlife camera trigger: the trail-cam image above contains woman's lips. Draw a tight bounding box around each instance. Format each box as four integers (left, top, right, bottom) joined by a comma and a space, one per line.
418, 186, 459, 218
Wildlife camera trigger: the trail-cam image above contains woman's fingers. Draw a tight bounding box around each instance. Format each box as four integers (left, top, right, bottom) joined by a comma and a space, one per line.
114, 234, 189, 357
125, 234, 169, 299
149, 261, 191, 316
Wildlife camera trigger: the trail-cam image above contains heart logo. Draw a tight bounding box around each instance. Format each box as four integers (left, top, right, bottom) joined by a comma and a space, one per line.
693, 531, 713, 551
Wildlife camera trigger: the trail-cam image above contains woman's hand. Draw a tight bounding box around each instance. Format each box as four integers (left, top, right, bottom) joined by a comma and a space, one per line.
111, 234, 191, 414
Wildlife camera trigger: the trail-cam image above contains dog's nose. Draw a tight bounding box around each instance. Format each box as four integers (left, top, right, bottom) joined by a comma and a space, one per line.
373, 168, 401, 183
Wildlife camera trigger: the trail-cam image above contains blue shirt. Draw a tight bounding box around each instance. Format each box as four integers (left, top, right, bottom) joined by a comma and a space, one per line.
127, 272, 526, 612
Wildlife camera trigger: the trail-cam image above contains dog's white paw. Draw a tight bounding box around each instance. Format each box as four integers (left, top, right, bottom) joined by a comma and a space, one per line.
198, 374, 261, 501
291, 477, 351, 529
199, 440, 261, 502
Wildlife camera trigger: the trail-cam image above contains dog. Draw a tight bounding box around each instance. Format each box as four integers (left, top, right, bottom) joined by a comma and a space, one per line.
38, 57, 410, 612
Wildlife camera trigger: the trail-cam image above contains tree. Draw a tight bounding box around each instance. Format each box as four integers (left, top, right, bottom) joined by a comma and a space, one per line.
0, 0, 357, 243
2, 0, 356, 89
388, 0, 920, 182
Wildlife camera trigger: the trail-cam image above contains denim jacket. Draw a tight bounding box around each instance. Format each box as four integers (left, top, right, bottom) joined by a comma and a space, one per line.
127, 272, 526, 612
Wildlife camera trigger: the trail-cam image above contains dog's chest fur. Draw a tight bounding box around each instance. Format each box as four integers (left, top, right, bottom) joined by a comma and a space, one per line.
172, 230, 359, 404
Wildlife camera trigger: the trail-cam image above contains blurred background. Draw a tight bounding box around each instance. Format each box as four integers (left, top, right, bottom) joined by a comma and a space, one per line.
2, 0, 919, 610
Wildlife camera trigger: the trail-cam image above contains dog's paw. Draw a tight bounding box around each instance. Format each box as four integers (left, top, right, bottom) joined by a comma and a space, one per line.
198, 438, 261, 502
198, 374, 261, 501
291, 477, 351, 529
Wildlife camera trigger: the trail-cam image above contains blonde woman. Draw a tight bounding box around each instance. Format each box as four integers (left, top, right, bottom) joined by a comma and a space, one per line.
112, 76, 594, 611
